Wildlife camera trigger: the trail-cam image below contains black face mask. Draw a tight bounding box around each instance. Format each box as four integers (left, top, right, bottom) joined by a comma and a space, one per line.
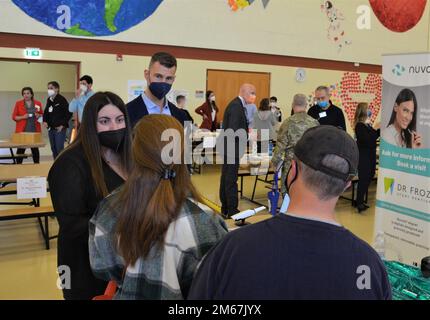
98, 128, 126, 152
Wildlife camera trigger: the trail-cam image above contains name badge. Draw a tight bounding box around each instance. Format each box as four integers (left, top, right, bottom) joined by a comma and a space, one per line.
319, 111, 327, 118
28, 113, 33, 118
49, 106, 53, 113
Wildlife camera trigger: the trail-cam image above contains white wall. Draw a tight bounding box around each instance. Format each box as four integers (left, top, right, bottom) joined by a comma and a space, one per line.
1, 0, 429, 64
0, 47, 381, 137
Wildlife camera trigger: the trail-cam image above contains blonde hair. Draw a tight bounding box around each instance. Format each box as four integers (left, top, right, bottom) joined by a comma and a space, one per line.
354, 102, 368, 128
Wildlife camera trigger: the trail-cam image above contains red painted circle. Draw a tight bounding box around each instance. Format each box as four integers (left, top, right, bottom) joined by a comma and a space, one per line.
369, 0, 427, 32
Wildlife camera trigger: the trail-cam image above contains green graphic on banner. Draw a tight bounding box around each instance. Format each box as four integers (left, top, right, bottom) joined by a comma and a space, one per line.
379, 140, 430, 177
384, 177, 395, 194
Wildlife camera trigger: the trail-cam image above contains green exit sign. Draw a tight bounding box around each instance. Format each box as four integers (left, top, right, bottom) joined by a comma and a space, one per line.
24, 48, 42, 59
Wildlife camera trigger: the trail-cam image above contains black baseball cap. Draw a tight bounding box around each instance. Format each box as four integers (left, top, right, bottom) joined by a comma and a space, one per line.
294, 125, 359, 181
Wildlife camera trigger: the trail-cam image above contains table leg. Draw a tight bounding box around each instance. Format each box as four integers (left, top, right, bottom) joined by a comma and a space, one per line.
9, 148, 16, 164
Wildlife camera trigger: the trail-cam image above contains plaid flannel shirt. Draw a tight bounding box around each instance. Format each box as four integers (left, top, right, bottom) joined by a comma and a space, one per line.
89, 190, 228, 300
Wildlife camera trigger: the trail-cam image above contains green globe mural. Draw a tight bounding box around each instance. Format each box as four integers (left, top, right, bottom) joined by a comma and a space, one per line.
12, 0, 164, 37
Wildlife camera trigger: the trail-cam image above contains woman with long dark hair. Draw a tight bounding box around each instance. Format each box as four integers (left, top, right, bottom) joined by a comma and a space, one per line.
195, 90, 219, 131
382, 88, 421, 148
48, 92, 132, 300
354, 102, 380, 213
253, 98, 276, 153
89, 114, 227, 299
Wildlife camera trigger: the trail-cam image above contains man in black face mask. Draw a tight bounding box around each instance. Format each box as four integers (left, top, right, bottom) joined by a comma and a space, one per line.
126, 52, 186, 128
189, 126, 392, 300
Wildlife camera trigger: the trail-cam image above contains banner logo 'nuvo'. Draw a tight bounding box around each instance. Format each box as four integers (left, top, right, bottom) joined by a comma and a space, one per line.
392, 64, 405, 76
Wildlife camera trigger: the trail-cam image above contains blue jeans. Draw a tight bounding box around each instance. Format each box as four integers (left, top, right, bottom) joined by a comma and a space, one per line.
49, 128, 67, 159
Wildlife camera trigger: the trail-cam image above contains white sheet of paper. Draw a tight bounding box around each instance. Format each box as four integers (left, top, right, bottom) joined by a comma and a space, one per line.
319, 111, 327, 118
17, 177, 47, 199
203, 136, 216, 148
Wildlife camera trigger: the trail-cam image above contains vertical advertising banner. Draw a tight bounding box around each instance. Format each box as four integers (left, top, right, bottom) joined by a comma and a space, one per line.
376, 53, 430, 266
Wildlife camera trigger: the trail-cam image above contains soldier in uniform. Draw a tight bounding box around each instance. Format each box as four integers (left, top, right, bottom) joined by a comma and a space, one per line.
272, 94, 319, 194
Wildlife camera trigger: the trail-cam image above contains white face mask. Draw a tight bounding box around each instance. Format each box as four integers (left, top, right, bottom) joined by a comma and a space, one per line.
47, 89, 56, 97
80, 84, 88, 94
270, 102, 276, 108
279, 193, 290, 214
210, 96, 216, 102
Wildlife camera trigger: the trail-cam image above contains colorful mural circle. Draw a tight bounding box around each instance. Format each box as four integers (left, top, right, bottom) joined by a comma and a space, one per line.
12, 0, 164, 36
369, 0, 427, 33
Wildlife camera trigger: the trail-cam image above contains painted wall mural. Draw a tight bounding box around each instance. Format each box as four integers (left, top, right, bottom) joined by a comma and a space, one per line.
8, 0, 429, 64
308, 72, 382, 128
228, 0, 270, 11
321, 1, 352, 52
12, 0, 274, 36
340, 72, 382, 126
11, 0, 164, 36
369, 0, 427, 32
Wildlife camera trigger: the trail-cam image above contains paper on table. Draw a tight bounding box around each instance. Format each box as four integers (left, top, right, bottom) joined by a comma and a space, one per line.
203, 136, 217, 148
17, 176, 47, 199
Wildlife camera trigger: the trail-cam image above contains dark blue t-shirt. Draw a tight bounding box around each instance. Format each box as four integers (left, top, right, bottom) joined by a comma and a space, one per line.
189, 214, 392, 300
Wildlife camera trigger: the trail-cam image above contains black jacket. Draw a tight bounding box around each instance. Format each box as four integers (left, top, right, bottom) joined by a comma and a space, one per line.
43, 94, 72, 129
355, 122, 380, 150
181, 109, 194, 124
126, 95, 186, 128
218, 97, 248, 160
48, 144, 125, 300
308, 102, 346, 131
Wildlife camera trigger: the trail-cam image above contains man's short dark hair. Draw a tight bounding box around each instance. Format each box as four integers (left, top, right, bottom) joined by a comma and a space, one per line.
48, 81, 60, 90
176, 95, 185, 103
270, 96, 277, 102
315, 86, 329, 94
296, 155, 350, 200
149, 52, 177, 69
80, 75, 93, 85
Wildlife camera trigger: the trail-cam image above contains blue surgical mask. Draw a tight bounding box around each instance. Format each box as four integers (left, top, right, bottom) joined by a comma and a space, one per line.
149, 82, 172, 100
318, 100, 329, 108
367, 110, 372, 118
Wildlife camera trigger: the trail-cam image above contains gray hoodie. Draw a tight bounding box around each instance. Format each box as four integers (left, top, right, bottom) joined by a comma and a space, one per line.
253, 110, 276, 140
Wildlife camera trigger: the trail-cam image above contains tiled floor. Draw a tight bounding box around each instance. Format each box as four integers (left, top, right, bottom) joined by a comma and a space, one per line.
0, 163, 377, 300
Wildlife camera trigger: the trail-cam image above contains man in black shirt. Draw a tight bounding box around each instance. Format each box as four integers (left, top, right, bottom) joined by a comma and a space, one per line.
189, 125, 392, 300
308, 85, 346, 131
43, 81, 72, 158
176, 95, 194, 124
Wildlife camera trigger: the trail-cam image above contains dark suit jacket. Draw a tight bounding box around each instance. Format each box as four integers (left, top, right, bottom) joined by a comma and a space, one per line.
219, 97, 248, 161
126, 95, 186, 128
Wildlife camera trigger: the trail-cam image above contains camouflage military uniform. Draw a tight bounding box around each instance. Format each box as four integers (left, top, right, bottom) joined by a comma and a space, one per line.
272, 112, 319, 194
